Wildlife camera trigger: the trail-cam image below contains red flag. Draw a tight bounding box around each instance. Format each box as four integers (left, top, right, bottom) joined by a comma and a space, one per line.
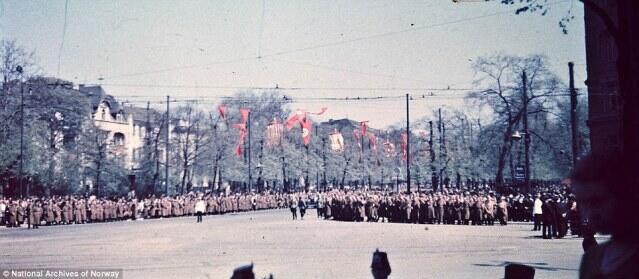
401, 132, 408, 161
240, 108, 250, 124
309, 107, 328, 115
368, 133, 380, 165
218, 105, 227, 120
360, 121, 368, 137
285, 114, 299, 130
368, 133, 377, 151
301, 118, 312, 145
233, 123, 247, 157
286, 109, 306, 130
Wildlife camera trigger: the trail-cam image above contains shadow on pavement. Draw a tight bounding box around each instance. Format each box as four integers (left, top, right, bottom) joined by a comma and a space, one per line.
473, 261, 578, 272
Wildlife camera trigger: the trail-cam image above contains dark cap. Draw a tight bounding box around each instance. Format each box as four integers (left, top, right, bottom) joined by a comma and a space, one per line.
230, 263, 254, 279
504, 263, 535, 279
371, 249, 391, 275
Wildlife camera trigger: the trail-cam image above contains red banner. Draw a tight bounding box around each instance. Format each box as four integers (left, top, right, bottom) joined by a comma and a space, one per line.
401, 132, 408, 161
233, 109, 250, 157
240, 108, 250, 124
309, 107, 328, 115
368, 133, 377, 151
218, 105, 227, 120
301, 118, 312, 145
286, 108, 323, 146
360, 121, 368, 138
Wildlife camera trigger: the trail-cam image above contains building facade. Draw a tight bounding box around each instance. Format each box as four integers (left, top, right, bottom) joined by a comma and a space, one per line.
584, 0, 621, 155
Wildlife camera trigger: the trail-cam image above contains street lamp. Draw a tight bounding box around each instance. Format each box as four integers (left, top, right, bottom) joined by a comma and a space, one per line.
511, 130, 523, 141
511, 130, 530, 191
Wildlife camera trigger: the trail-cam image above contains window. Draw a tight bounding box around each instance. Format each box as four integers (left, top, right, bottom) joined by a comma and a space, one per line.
113, 133, 125, 146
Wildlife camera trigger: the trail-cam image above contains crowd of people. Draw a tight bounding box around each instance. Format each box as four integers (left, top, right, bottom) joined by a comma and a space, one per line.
0, 192, 291, 228
283, 185, 581, 239
2, 184, 581, 241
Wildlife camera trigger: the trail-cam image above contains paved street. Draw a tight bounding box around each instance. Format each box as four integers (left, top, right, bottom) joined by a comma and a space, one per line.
1, 209, 589, 279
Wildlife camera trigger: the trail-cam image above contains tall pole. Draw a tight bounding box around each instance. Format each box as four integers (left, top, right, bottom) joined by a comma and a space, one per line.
438, 108, 443, 189
322, 137, 327, 192
405, 94, 411, 193
165, 95, 170, 195
429, 120, 437, 191
522, 71, 531, 193
568, 62, 579, 168
19, 78, 25, 198
248, 111, 252, 193
281, 156, 285, 193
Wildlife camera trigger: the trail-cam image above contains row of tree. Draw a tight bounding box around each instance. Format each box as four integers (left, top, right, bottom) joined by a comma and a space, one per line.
0, 39, 589, 197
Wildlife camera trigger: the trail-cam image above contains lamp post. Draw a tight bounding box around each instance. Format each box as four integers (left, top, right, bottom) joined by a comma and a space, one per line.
511, 130, 530, 192
16, 66, 26, 198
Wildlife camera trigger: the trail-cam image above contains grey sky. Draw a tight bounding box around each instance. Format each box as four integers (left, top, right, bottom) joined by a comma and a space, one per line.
1, 0, 586, 128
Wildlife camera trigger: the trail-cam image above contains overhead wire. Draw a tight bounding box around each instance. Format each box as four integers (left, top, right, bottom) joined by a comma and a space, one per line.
100, 0, 570, 81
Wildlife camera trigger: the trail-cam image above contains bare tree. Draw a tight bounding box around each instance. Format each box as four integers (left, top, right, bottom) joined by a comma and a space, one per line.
467, 54, 563, 187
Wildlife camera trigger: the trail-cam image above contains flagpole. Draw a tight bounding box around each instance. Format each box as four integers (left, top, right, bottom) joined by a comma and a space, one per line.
406, 93, 411, 193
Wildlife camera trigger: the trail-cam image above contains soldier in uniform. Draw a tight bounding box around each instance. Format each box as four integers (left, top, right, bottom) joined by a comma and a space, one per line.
497, 196, 508, 225
74, 200, 83, 224
32, 201, 43, 229
17, 202, 25, 226
7, 201, 18, 227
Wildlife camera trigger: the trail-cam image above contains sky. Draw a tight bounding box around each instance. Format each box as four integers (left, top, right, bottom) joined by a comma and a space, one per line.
1, 0, 586, 128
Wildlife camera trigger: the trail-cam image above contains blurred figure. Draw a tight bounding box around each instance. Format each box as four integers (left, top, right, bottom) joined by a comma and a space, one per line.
532, 193, 543, 231
230, 264, 254, 279
289, 195, 297, 220
504, 263, 535, 279
298, 196, 307, 220
573, 153, 639, 279
194, 198, 205, 223
541, 197, 557, 239
497, 196, 508, 225
371, 249, 391, 279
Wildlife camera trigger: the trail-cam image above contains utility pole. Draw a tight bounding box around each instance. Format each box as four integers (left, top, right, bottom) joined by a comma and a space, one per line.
522, 71, 531, 193
322, 137, 327, 192
429, 120, 437, 192
165, 95, 170, 195
438, 108, 444, 190
438, 109, 443, 156
248, 111, 252, 193
19, 70, 25, 198
405, 94, 411, 193
569, 62, 579, 168
281, 156, 286, 193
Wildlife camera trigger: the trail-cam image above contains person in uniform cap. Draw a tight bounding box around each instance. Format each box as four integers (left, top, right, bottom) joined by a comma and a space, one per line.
504, 263, 535, 279
230, 263, 254, 279
371, 249, 391, 279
